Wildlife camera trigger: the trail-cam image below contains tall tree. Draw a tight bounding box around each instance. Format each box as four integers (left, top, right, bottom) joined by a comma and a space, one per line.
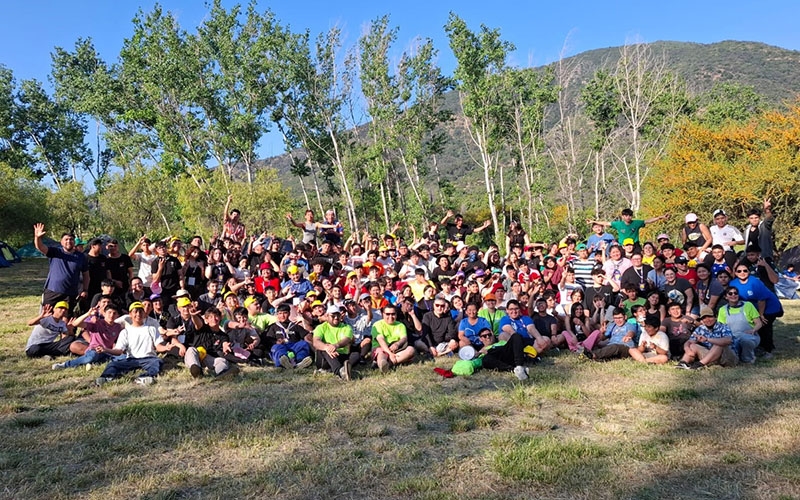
445, 13, 512, 237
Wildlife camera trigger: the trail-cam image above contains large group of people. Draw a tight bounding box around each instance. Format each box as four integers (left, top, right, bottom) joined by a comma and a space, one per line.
24, 197, 787, 386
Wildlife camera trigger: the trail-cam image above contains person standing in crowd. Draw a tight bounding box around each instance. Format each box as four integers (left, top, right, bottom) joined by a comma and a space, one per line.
680, 213, 713, 259
222, 194, 247, 244
33, 223, 88, 313
587, 208, 670, 246
743, 198, 775, 263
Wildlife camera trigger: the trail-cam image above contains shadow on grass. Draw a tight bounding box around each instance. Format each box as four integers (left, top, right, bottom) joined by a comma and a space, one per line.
0, 259, 47, 300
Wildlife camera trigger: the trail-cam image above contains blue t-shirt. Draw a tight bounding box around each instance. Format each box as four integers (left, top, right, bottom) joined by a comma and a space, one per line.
604, 321, 637, 347
587, 233, 617, 257
458, 317, 492, 346
44, 246, 88, 295
498, 314, 534, 339
732, 278, 782, 315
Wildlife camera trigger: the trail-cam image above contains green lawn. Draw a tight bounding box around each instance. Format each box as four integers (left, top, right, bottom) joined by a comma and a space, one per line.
1, 259, 799, 499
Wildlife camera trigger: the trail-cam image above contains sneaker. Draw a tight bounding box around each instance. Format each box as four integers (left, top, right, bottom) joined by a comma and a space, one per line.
340, 360, 351, 381
295, 356, 313, 370
279, 355, 295, 369
135, 376, 156, 385
675, 360, 691, 370
190, 364, 203, 378
315, 368, 332, 375
52, 362, 67, 370
43, 355, 54, 362
216, 364, 240, 381
377, 357, 390, 374
95, 377, 113, 386
689, 361, 706, 370
513, 365, 529, 381
85, 363, 93, 372
761, 352, 774, 361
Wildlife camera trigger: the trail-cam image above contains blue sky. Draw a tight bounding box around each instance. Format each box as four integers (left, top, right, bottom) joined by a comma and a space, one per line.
2, 0, 799, 177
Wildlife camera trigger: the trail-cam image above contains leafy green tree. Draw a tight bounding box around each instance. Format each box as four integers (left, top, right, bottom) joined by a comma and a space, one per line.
445, 13, 513, 236
697, 81, 764, 127
0, 163, 49, 246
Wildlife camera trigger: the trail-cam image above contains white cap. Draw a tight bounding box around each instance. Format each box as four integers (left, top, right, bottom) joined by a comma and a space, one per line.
685, 213, 698, 223
326, 304, 342, 314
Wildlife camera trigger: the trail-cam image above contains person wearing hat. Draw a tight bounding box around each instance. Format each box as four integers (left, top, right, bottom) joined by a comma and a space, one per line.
95, 302, 164, 386
709, 209, 744, 262
53, 303, 123, 371
33, 223, 89, 314
178, 306, 238, 380
674, 255, 698, 287
280, 264, 314, 300
680, 213, 713, 259
24, 302, 74, 359
587, 208, 670, 246
676, 306, 736, 370
571, 244, 595, 288
243, 295, 276, 332
441, 209, 492, 244
312, 305, 354, 380
342, 294, 380, 365
478, 293, 506, 335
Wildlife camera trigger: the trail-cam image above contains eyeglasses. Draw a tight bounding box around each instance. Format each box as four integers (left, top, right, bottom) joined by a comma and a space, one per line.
506, 307, 520, 311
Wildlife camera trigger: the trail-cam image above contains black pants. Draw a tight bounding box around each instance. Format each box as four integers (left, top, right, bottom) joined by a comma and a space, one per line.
42, 289, 76, 316
482, 333, 525, 371
25, 336, 75, 358
593, 343, 631, 360
318, 350, 346, 375
760, 312, 779, 353
348, 342, 371, 365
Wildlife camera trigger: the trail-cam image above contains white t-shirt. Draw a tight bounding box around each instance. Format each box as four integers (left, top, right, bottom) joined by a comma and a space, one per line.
709, 225, 744, 252
115, 324, 159, 358
638, 330, 670, 357
136, 252, 158, 286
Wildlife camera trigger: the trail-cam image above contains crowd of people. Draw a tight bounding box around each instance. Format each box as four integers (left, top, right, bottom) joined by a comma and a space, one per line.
24, 197, 787, 386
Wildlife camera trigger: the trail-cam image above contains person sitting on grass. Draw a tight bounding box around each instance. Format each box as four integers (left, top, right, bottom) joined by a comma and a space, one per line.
716, 286, 762, 364
178, 307, 239, 379
629, 316, 670, 364
264, 303, 313, 370
95, 302, 163, 386
371, 304, 416, 373
53, 303, 123, 371
581, 308, 638, 361
24, 302, 74, 359
498, 299, 552, 355
223, 306, 264, 365
312, 305, 354, 381
676, 306, 737, 370
477, 327, 531, 381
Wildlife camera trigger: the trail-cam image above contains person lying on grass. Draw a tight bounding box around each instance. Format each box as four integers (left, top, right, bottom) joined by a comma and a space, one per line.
477, 327, 531, 381
53, 303, 122, 371
629, 316, 670, 364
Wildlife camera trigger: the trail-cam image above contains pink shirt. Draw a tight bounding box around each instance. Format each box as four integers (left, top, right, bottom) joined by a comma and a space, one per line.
84, 318, 123, 350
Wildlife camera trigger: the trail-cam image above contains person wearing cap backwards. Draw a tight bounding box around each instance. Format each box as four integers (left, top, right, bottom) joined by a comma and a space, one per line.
709, 209, 744, 263
312, 305, 354, 380
53, 303, 123, 371
673, 255, 698, 287
675, 306, 737, 370
94, 302, 164, 386
441, 209, 492, 244
24, 302, 74, 359
587, 208, 670, 247
680, 213, 713, 258
33, 223, 89, 313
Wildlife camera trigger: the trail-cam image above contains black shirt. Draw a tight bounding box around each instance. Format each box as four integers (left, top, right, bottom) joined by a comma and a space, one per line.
183, 324, 228, 355
107, 254, 134, 292
151, 256, 182, 292
86, 254, 108, 297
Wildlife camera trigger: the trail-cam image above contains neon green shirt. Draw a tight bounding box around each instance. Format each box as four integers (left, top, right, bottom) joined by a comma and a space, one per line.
313, 322, 354, 354
370, 320, 407, 348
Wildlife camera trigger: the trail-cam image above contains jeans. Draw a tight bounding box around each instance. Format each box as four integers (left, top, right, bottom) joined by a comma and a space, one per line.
64, 349, 111, 368
100, 356, 162, 378
270, 340, 311, 367
733, 334, 760, 363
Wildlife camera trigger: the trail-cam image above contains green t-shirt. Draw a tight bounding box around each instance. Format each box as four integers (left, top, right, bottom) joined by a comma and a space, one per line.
610, 219, 646, 243
249, 312, 277, 332
478, 308, 507, 335
621, 297, 646, 318
313, 322, 354, 354
370, 320, 407, 348
717, 301, 760, 327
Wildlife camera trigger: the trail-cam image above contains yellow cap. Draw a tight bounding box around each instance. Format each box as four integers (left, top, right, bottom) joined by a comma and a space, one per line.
54, 301, 70, 310
176, 297, 191, 308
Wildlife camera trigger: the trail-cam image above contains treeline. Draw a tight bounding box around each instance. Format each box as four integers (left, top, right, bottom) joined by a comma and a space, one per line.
0, 1, 796, 249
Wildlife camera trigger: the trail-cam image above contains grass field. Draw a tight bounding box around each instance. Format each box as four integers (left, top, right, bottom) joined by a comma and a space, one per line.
1, 259, 800, 500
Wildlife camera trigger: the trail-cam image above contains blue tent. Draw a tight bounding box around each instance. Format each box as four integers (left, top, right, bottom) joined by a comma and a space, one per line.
16, 238, 59, 258
0, 241, 22, 264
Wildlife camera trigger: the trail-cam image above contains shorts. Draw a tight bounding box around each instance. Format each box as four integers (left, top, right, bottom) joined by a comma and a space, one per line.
695, 344, 738, 367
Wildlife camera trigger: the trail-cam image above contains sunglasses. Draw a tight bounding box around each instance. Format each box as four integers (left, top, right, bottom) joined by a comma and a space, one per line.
726, 291, 739, 296
735, 269, 749, 274
383, 312, 397, 316
434, 303, 447, 308
479, 333, 493, 339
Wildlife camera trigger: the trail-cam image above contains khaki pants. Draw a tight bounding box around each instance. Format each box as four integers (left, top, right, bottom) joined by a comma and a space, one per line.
184, 347, 229, 375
